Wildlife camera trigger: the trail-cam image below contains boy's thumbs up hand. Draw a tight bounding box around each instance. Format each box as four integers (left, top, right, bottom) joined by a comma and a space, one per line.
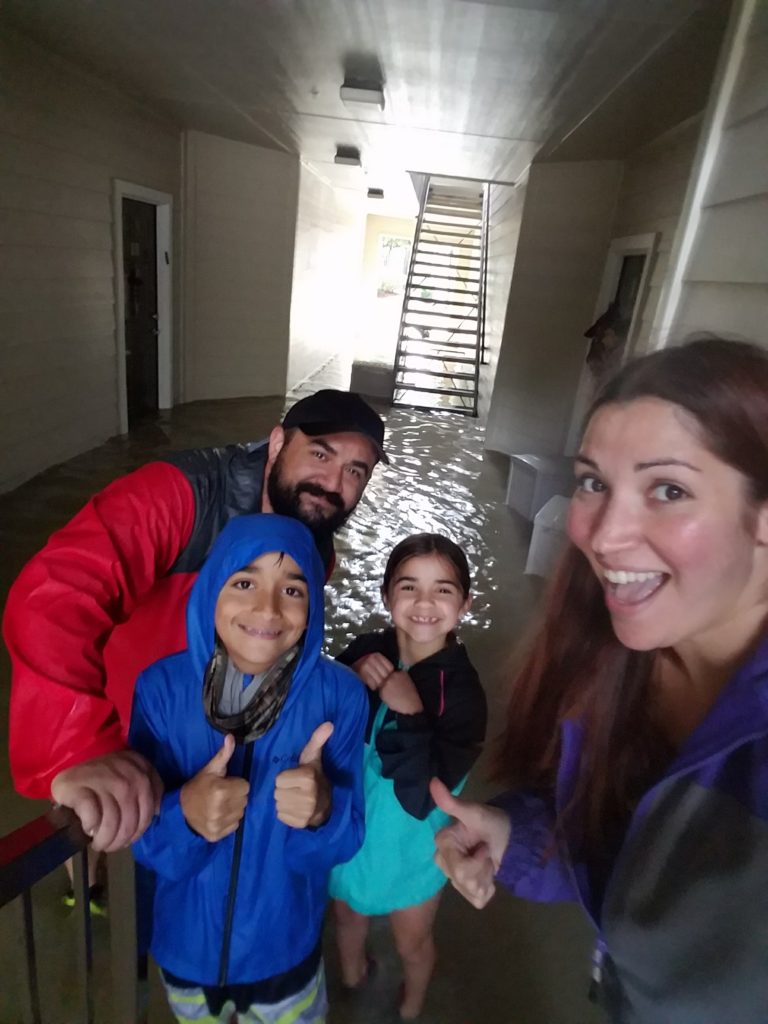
299, 721, 334, 765
180, 734, 250, 842
431, 778, 512, 910
203, 733, 236, 776
274, 722, 334, 829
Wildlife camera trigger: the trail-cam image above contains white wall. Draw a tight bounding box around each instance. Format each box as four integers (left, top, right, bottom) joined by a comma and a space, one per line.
485, 161, 622, 456
612, 119, 701, 355
356, 213, 416, 367
478, 182, 526, 420
287, 167, 367, 390
672, 6, 768, 343
0, 28, 180, 492
182, 131, 299, 402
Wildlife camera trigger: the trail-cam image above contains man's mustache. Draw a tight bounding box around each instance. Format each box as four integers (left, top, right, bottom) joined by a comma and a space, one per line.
295, 481, 344, 511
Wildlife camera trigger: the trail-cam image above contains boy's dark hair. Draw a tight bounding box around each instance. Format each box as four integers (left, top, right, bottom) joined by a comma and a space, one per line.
382, 533, 471, 598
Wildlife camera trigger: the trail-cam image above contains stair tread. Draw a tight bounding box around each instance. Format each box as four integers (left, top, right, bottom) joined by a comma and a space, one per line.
407, 287, 480, 299
415, 250, 482, 262
394, 352, 476, 364
403, 326, 478, 335
396, 369, 477, 381
417, 241, 482, 251
400, 338, 478, 350
404, 312, 478, 322
394, 383, 477, 397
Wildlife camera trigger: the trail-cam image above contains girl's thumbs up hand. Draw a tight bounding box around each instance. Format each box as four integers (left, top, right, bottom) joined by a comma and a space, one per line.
430, 778, 512, 909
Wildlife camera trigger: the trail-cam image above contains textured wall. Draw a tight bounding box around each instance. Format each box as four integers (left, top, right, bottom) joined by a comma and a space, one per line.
485, 161, 622, 457
182, 131, 299, 402
0, 28, 179, 492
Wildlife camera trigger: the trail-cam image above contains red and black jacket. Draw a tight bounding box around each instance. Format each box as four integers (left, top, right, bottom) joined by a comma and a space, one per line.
3, 442, 332, 800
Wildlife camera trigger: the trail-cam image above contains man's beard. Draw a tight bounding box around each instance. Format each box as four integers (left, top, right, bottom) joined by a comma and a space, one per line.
267, 458, 354, 540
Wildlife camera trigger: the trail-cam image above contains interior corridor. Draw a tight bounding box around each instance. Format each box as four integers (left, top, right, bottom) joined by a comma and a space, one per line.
0, 372, 601, 1023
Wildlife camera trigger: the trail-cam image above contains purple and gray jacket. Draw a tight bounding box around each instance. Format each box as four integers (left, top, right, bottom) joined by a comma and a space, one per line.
494, 636, 768, 1024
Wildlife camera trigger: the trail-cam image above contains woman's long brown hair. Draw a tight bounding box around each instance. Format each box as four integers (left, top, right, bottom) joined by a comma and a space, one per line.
494, 337, 768, 851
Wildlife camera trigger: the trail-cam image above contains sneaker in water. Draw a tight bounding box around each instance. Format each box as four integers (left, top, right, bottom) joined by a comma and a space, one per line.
61, 884, 108, 918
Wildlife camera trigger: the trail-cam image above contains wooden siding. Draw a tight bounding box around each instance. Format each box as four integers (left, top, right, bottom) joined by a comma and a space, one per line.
611, 119, 701, 354
0, 28, 179, 492
673, 10, 768, 345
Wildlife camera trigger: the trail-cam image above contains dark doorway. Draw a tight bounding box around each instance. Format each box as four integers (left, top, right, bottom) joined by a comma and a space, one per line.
122, 198, 158, 425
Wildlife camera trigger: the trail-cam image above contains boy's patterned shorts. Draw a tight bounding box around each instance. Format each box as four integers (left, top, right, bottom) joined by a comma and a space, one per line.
163, 963, 327, 1024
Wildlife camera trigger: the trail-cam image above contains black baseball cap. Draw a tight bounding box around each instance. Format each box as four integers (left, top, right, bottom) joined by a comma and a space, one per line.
282, 389, 389, 465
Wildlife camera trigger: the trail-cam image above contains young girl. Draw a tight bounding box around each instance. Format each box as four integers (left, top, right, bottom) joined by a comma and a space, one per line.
330, 533, 487, 1019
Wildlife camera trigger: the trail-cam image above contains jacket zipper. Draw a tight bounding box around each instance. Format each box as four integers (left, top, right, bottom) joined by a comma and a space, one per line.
217, 740, 255, 987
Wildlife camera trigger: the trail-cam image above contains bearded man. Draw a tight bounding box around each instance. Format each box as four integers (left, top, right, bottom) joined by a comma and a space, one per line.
3, 389, 388, 852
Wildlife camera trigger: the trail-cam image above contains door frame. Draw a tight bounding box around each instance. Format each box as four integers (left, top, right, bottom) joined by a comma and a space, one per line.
565, 232, 658, 453
112, 180, 173, 433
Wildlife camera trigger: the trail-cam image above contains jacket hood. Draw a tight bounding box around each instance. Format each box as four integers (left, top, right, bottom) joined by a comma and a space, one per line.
186, 513, 325, 679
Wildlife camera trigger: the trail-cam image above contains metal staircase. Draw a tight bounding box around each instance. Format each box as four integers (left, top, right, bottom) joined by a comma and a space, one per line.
393, 178, 488, 415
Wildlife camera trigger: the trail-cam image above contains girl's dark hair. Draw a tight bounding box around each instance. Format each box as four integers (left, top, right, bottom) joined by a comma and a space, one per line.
383, 533, 471, 598
495, 337, 768, 851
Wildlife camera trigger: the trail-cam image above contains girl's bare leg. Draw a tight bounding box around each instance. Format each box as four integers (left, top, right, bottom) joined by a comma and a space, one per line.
332, 899, 371, 989
64, 847, 101, 888
390, 892, 442, 1019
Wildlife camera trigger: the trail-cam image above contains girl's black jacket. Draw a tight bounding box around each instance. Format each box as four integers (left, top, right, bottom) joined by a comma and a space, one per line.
337, 629, 487, 820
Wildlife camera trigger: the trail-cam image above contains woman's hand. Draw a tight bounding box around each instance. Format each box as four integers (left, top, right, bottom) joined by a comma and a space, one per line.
430, 778, 512, 909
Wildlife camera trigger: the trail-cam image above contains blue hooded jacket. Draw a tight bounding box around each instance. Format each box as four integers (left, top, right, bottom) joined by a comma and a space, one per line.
130, 514, 368, 986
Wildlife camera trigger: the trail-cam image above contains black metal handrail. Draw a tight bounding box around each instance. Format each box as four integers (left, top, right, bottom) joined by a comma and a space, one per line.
1, 807, 93, 1023
0, 808, 142, 1024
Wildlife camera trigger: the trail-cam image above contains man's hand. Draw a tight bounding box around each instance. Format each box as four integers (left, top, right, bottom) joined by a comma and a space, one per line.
274, 722, 334, 829
180, 735, 249, 842
353, 653, 395, 691
431, 778, 512, 909
378, 670, 424, 715
50, 750, 163, 853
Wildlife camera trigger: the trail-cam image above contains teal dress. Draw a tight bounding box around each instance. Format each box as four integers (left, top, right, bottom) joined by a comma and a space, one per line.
329, 630, 487, 915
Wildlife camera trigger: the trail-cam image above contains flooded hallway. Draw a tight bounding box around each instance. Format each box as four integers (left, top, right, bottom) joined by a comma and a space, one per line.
3, 0, 768, 1021
0, 365, 603, 1024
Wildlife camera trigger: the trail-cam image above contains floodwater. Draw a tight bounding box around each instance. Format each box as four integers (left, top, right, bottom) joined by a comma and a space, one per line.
326, 406, 497, 650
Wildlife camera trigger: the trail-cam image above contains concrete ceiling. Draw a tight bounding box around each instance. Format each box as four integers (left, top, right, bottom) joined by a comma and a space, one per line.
2, 0, 726, 213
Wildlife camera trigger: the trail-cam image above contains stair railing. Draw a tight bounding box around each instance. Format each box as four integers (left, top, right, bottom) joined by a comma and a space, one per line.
393, 176, 433, 387
0, 808, 143, 1024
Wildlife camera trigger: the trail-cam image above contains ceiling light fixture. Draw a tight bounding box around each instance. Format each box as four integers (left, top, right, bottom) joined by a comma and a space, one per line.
334, 144, 362, 167
340, 80, 385, 110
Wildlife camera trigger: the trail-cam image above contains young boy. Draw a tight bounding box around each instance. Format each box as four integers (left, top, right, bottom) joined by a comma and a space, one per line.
129, 514, 368, 1024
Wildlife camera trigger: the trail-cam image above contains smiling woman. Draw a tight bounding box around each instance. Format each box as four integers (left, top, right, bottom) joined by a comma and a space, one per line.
432, 337, 768, 1024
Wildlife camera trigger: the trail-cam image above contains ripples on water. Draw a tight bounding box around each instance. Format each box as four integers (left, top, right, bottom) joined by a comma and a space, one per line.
324, 406, 497, 654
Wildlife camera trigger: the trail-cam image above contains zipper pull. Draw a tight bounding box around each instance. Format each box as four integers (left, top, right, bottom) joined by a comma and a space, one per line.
587, 937, 607, 1003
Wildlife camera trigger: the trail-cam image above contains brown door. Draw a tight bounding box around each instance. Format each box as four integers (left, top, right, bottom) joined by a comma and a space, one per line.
122, 198, 158, 425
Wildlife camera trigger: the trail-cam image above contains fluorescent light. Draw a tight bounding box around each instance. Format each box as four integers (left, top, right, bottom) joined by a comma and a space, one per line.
340, 82, 385, 110
334, 145, 362, 167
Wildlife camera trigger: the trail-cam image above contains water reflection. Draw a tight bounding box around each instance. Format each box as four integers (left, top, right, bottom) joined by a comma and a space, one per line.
324, 406, 496, 653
